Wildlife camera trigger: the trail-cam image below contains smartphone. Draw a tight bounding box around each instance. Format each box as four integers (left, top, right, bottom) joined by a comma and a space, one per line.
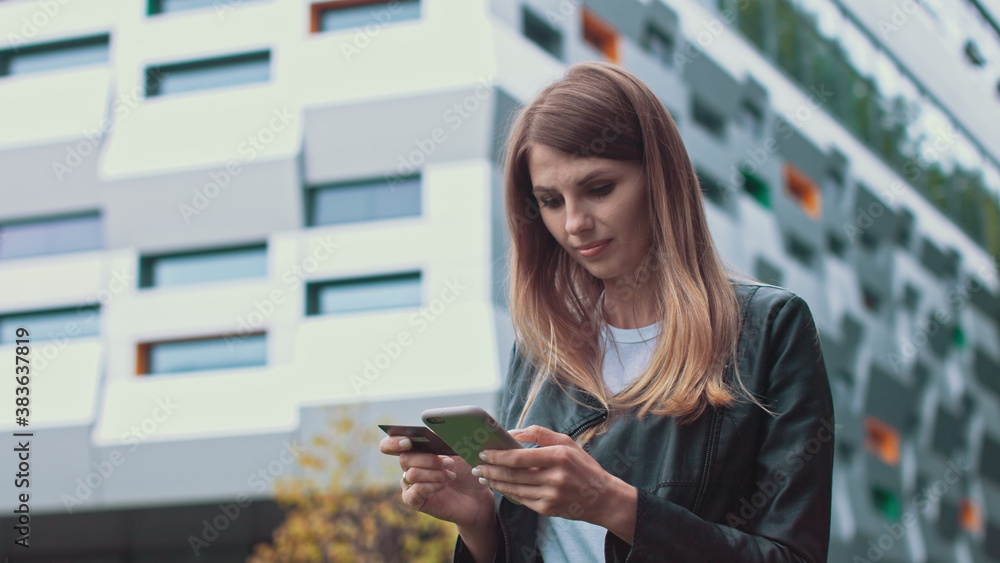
421, 405, 523, 467
378, 424, 457, 456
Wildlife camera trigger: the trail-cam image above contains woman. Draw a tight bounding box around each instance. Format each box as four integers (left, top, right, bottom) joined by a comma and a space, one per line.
380, 61, 835, 562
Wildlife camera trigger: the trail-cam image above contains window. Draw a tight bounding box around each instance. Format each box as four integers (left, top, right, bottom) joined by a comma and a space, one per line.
695, 168, 730, 209
902, 283, 920, 312
864, 416, 900, 467
782, 163, 822, 219
784, 234, 815, 268
753, 256, 783, 287
959, 499, 983, 534
861, 285, 880, 312
0, 212, 102, 260
307, 271, 421, 315
0, 305, 99, 344
741, 171, 770, 209
0, 35, 109, 77
980, 434, 1000, 487
738, 99, 764, 137
147, 0, 217, 14
691, 96, 725, 138
825, 231, 846, 258
139, 244, 267, 288
311, 0, 420, 33
308, 175, 420, 226
522, 6, 562, 60
870, 485, 901, 520
145, 51, 270, 97
581, 8, 618, 63
138, 333, 266, 375
643, 24, 673, 66
964, 40, 986, 67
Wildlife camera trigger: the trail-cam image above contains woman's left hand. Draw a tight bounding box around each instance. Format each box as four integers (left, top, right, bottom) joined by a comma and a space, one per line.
473, 424, 638, 543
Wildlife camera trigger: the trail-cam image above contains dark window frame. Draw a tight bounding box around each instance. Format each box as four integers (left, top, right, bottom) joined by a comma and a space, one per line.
138, 243, 268, 288
145, 50, 271, 97
306, 174, 422, 227
0, 34, 110, 77
306, 270, 421, 316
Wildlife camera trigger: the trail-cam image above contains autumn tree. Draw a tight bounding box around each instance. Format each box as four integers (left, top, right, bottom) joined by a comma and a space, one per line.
248, 407, 458, 562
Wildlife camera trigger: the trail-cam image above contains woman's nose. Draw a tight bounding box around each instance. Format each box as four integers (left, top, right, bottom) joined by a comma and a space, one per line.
564, 199, 593, 235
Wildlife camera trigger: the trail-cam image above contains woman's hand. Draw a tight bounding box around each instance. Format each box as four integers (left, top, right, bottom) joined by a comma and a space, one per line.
473, 425, 638, 544
378, 436, 496, 529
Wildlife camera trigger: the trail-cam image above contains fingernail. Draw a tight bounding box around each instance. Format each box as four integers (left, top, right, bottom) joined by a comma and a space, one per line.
478, 477, 489, 486
471, 466, 482, 477
441, 457, 455, 468
478, 451, 488, 461
446, 470, 457, 480
399, 438, 412, 450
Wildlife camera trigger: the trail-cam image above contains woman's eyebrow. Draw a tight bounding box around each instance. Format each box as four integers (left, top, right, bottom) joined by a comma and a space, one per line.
532, 168, 617, 194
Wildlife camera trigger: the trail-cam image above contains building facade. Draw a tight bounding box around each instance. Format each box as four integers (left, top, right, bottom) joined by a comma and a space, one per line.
0, 0, 998, 560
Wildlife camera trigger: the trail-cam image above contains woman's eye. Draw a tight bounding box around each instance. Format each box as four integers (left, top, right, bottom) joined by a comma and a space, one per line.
539, 198, 561, 208
591, 184, 613, 197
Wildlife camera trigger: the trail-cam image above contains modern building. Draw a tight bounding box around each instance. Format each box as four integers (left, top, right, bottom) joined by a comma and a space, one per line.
0, 0, 998, 560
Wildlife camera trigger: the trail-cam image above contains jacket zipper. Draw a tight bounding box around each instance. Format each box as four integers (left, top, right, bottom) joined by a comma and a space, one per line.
570, 411, 608, 451
498, 495, 511, 562
692, 409, 718, 512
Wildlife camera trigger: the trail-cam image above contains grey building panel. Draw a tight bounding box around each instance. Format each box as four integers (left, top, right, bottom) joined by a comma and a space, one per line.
681, 49, 740, 119
0, 141, 105, 221
865, 363, 917, 433
103, 159, 301, 253
772, 117, 826, 184
584, 0, 647, 39
975, 348, 1000, 398
97, 432, 299, 508
490, 86, 522, 167
302, 87, 493, 186
4, 426, 94, 512
919, 237, 960, 279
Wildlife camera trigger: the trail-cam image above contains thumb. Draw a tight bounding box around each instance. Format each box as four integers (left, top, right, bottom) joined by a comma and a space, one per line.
510, 425, 573, 447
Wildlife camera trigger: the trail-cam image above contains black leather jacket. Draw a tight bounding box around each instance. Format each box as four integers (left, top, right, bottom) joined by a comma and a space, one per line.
454, 282, 835, 562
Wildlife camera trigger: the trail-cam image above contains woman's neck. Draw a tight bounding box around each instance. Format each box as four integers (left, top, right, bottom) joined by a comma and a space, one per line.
601, 286, 658, 329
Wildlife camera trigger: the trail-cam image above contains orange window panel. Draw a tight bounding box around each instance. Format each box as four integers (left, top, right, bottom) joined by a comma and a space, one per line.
582, 8, 618, 63
783, 163, 822, 219
311, 0, 387, 33
136, 342, 151, 375
863, 416, 900, 467
959, 498, 983, 534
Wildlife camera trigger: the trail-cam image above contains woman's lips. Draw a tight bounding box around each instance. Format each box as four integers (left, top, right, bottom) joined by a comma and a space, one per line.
577, 239, 610, 258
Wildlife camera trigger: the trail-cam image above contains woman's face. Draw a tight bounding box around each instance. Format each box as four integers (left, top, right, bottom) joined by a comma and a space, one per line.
527, 144, 653, 288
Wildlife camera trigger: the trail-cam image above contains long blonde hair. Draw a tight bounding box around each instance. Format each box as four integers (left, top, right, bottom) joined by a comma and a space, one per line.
502, 62, 763, 440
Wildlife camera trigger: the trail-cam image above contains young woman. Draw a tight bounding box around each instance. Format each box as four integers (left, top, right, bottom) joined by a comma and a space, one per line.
380, 61, 835, 562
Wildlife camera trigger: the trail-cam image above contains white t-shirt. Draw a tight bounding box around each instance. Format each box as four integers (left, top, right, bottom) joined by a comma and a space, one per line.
537, 319, 660, 562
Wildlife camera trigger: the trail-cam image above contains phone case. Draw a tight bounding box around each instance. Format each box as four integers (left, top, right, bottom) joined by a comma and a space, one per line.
421, 405, 523, 467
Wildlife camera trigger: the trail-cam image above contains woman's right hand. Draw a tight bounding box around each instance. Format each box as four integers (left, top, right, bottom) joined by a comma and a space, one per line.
379, 436, 496, 529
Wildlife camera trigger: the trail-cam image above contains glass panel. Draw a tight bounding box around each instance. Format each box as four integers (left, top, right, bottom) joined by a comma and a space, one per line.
311, 273, 421, 315
0, 306, 100, 344
523, 6, 562, 59
310, 176, 420, 226
149, 52, 270, 96
645, 25, 672, 66
147, 333, 266, 374
0, 214, 103, 260
4, 37, 109, 76
143, 245, 267, 288
320, 0, 420, 32
150, 0, 217, 14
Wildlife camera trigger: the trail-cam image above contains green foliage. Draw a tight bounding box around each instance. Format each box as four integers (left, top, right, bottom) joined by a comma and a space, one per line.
248, 408, 458, 562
